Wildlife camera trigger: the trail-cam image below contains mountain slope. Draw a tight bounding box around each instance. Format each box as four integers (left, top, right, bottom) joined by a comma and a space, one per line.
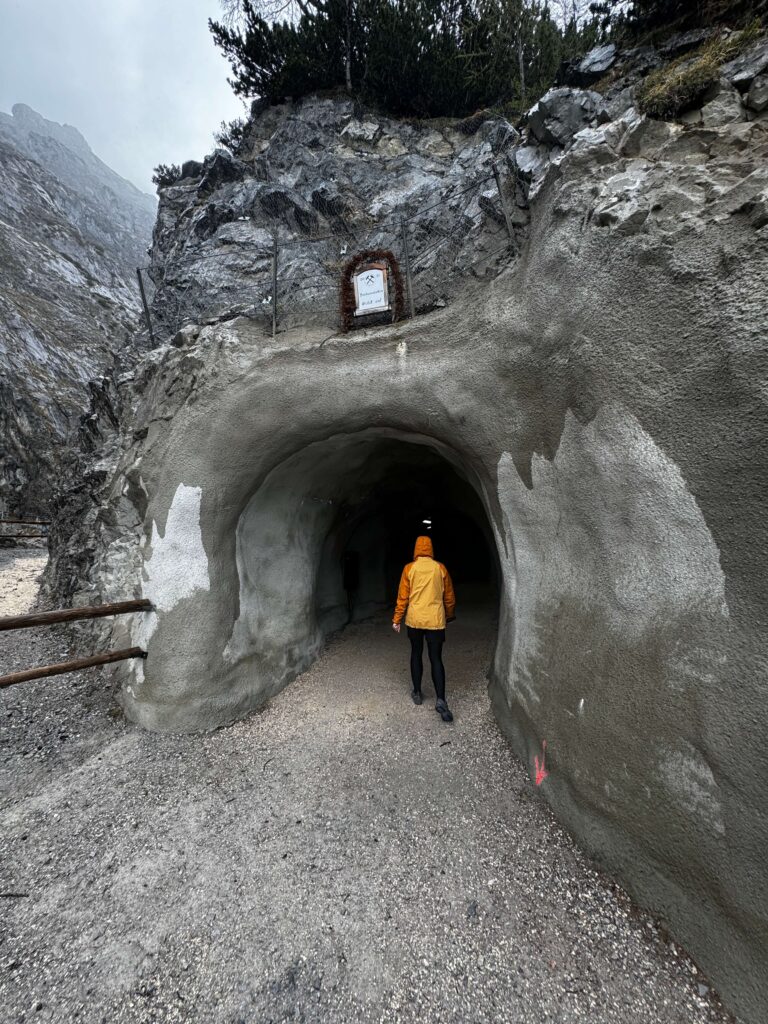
0, 106, 156, 516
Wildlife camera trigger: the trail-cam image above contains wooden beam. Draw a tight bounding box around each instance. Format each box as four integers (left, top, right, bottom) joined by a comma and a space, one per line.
0, 518, 50, 526
0, 599, 152, 632
0, 648, 147, 689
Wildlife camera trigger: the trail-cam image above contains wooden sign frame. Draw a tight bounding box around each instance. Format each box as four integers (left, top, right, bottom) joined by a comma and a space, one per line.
340, 249, 405, 332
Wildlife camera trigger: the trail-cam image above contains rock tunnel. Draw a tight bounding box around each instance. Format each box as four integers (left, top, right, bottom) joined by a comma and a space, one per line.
124, 409, 506, 736
227, 431, 499, 677
93, 230, 765, 1020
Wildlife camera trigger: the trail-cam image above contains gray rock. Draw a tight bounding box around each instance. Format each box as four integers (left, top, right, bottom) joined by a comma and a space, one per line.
527, 87, 608, 148
171, 325, 201, 348
722, 39, 768, 92
310, 182, 355, 219
593, 195, 649, 234
200, 148, 248, 191
39, 81, 768, 1024
484, 118, 519, 154
0, 108, 153, 516
747, 74, 768, 113
621, 44, 664, 76
341, 119, 382, 146
618, 111, 679, 158
512, 143, 549, 182
575, 43, 617, 85
145, 96, 518, 336
0, 103, 155, 264
659, 28, 714, 58
605, 85, 637, 122
679, 107, 703, 126
700, 79, 745, 127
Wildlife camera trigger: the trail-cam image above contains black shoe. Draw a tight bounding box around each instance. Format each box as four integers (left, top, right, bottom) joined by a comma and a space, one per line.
435, 699, 453, 722
411, 690, 423, 705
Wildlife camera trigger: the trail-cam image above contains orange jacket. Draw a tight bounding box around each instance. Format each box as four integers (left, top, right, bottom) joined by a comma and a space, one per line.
393, 536, 456, 629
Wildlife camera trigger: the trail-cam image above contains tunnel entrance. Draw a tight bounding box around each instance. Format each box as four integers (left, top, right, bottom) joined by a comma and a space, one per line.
316, 440, 498, 631
228, 430, 501, 688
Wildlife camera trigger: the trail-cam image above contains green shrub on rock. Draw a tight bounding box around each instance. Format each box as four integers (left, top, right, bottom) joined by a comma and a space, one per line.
209, 0, 602, 119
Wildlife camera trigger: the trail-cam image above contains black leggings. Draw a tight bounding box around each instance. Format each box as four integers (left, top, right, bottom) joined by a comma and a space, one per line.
407, 627, 446, 701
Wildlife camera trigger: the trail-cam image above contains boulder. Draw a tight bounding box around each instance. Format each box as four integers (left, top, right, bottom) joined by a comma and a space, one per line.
618, 111, 680, 158
592, 195, 649, 234
620, 45, 664, 76
605, 86, 637, 122
747, 74, 768, 114
722, 39, 768, 92
310, 183, 355, 219
659, 28, 714, 58
483, 119, 519, 154
510, 144, 549, 186
572, 44, 618, 86
416, 130, 453, 158
527, 88, 608, 148
259, 185, 319, 236
700, 79, 745, 128
170, 324, 201, 348
341, 119, 382, 146
200, 149, 248, 192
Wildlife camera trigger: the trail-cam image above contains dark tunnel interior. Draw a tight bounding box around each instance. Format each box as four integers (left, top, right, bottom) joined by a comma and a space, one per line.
314, 440, 499, 630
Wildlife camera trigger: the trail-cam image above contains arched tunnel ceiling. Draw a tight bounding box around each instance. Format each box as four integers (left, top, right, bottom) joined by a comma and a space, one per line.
227, 430, 500, 674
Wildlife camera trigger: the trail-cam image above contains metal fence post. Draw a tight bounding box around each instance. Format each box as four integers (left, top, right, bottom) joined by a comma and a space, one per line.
491, 160, 516, 242
271, 236, 278, 338
136, 268, 156, 344
400, 218, 416, 319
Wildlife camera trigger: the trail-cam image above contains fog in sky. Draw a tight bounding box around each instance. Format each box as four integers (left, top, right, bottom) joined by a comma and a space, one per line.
0, 0, 245, 194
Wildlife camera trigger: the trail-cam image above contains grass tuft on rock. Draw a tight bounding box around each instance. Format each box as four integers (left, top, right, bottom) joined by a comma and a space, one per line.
637, 22, 762, 119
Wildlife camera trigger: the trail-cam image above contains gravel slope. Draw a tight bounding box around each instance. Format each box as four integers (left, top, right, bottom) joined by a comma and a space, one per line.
0, 550, 735, 1023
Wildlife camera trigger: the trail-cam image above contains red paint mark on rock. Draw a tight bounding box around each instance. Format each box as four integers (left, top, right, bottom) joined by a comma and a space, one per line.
535, 740, 549, 786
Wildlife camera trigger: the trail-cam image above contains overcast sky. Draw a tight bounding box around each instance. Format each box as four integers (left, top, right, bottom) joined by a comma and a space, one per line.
0, 0, 245, 195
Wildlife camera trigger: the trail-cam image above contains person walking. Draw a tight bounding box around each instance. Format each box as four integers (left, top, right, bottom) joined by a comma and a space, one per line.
392, 535, 456, 722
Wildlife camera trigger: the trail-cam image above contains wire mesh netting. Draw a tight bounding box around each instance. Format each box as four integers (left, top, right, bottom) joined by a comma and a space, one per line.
140, 160, 524, 343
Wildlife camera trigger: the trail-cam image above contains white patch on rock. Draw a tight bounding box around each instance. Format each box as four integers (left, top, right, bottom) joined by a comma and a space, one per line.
142, 484, 210, 613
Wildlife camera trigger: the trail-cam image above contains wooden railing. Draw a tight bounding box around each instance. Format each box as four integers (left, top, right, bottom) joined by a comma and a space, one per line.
0, 517, 50, 542
0, 599, 151, 689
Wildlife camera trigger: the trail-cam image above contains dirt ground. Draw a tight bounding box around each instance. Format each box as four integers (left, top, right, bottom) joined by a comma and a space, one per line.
0, 548, 735, 1023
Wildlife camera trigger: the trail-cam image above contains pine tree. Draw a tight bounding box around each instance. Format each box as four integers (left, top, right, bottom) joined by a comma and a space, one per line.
209, 0, 603, 117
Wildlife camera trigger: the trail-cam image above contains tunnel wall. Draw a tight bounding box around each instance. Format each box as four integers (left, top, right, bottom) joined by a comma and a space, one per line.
88, 137, 768, 1021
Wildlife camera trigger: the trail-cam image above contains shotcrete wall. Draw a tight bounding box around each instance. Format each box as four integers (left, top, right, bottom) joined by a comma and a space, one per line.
65, 103, 768, 1022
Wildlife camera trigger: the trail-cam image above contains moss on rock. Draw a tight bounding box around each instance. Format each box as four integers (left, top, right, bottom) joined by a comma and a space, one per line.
638, 22, 762, 118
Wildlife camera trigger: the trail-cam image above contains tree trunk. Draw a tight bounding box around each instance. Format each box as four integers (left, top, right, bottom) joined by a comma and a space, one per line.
345, 0, 353, 92
517, 30, 526, 109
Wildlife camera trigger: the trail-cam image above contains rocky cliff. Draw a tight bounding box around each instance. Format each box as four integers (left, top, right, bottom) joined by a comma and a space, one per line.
46, 30, 768, 1024
0, 104, 155, 516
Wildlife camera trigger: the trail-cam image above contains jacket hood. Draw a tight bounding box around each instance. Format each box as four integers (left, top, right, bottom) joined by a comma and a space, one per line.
414, 535, 434, 558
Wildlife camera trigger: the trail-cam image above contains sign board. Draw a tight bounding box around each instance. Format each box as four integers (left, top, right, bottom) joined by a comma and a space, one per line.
353, 264, 390, 316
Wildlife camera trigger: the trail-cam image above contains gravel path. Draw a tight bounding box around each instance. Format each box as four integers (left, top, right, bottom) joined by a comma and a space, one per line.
0, 550, 735, 1023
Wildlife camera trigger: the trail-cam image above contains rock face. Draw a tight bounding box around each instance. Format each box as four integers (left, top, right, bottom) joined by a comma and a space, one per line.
146, 97, 524, 337
46, 34, 768, 1024
0, 104, 155, 274
0, 105, 155, 515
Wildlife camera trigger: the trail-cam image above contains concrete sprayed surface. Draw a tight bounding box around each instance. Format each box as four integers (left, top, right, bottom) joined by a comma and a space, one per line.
1, 553, 736, 1023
